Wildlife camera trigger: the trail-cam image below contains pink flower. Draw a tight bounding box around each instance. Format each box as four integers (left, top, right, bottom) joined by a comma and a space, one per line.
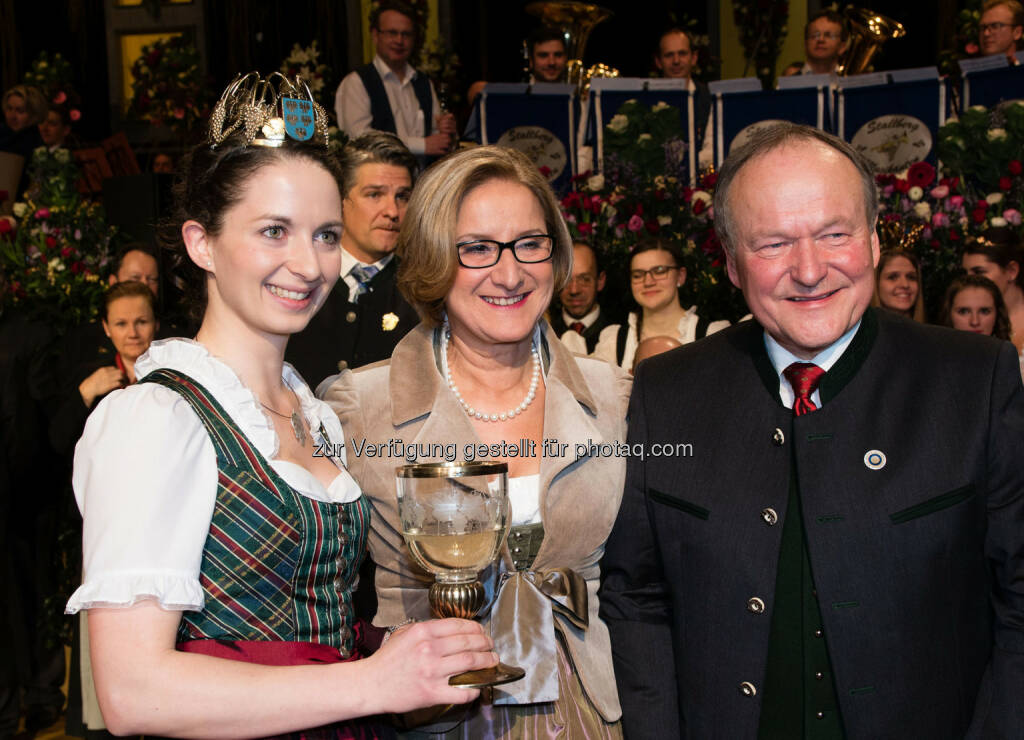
1004, 209, 1022, 225
577, 222, 594, 235
627, 214, 644, 232
173, 107, 185, 119
70, 109, 81, 121
34, 208, 50, 219
930, 185, 949, 199
949, 195, 964, 209
882, 184, 894, 197
931, 212, 949, 228
53, 91, 67, 104
965, 42, 979, 54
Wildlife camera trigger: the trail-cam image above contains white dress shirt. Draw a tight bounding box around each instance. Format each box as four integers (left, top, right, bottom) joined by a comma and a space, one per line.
334, 55, 441, 156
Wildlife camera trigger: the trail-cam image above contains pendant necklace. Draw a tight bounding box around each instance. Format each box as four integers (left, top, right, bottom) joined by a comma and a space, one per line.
260, 394, 307, 446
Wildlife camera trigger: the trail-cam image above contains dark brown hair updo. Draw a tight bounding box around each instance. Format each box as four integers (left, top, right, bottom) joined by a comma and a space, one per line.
159, 130, 344, 323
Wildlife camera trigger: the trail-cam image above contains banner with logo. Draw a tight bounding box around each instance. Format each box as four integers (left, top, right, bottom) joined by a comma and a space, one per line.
711, 85, 826, 167
835, 73, 945, 173
469, 82, 578, 193
586, 78, 698, 183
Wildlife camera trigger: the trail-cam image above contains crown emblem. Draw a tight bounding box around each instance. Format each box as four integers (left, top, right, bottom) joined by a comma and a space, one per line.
208, 71, 329, 149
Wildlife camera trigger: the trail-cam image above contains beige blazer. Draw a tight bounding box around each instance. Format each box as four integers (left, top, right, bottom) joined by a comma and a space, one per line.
321, 322, 630, 722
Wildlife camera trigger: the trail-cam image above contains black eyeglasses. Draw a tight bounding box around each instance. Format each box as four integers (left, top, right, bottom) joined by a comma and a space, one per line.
456, 235, 554, 268
630, 264, 678, 282
979, 21, 1014, 32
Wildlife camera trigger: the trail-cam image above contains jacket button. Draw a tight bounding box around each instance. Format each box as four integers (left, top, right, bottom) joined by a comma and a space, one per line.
814, 629, 823, 638
337, 360, 349, 371
761, 507, 778, 525
815, 671, 824, 681
739, 681, 757, 697
747, 597, 766, 614
512, 547, 522, 554
772, 428, 785, 446
346, 311, 357, 323
816, 711, 825, 719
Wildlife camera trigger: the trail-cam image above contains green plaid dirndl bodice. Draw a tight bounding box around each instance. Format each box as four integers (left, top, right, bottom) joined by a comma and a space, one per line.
141, 369, 369, 656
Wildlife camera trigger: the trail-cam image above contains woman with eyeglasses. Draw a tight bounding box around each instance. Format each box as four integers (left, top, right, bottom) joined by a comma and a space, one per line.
323, 145, 631, 737
593, 236, 730, 371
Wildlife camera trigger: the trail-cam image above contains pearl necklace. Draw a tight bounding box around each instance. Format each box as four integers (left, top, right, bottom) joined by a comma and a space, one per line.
443, 328, 541, 422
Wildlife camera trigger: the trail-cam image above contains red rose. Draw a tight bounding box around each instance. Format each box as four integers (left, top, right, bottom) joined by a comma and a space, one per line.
907, 161, 936, 188
1010, 160, 1023, 176
577, 222, 594, 235
977, 200, 989, 210
0, 219, 12, 235
46, 236, 57, 248
693, 199, 706, 215
701, 171, 719, 188
950, 229, 960, 241
973, 209, 988, 223
71, 261, 85, 274
893, 178, 911, 193
645, 219, 660, 233
1000, 176, 1013, 191
61, 247, 73, 257
682, 187, 694, 202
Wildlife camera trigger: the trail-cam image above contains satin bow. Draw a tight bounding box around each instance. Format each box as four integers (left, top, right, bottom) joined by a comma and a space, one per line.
490, 567, 589, 706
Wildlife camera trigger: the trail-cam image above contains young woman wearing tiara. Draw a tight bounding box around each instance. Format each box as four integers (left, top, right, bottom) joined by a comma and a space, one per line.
64, 73, 496, 739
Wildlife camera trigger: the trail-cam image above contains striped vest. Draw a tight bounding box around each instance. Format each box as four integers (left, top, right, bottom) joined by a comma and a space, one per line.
142, 369, 369, 656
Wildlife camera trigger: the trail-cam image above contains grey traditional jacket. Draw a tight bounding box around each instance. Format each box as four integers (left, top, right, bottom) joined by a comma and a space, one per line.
322, 321, 630, 721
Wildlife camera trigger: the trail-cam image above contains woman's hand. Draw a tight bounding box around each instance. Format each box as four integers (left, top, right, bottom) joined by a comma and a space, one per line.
79, 366, 126, 408
363, 618, 498, 714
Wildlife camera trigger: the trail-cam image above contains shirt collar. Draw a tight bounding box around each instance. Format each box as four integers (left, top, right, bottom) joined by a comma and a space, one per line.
764, 319, 861, 379
340, 247, 394, 277
373, 54, 415, 84
562, 304, 601, 329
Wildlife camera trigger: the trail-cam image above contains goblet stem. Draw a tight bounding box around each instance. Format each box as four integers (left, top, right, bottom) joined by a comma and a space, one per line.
428, 577, 526, 689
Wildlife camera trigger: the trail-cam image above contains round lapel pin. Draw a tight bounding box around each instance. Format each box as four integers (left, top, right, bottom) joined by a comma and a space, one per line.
863, 450, 886, 470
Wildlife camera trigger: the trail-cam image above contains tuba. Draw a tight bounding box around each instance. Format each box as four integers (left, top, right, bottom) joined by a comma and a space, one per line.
836, 7, 907, 76
525, 1, 618, 92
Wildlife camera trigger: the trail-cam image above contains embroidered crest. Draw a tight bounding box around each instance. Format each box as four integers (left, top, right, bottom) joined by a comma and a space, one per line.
282, 97, 314, 141
382, 312, 399, 331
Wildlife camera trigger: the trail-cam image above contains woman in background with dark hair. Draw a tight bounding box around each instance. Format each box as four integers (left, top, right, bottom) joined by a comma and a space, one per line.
962, 226, 1024, 351
64, 73, 494, 739
872, 249, 925, 321
593, 236, 729, 370
940, 274, 1012, 341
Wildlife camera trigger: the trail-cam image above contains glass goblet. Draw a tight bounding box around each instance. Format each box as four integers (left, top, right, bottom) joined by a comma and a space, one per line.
396, 461, 525, 688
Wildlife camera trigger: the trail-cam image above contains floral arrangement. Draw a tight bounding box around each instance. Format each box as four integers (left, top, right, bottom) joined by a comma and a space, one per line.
937, 0, 983, 76
732, 0, 789, 88
416, 38, 464, 111
280, 41, 333, 110
126, 35, 208, 137
0, 149, 116, 326
603, 99, 690, 181
22, 51, 82, 122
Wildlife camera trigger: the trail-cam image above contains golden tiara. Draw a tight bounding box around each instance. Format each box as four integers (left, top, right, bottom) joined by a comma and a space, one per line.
208, 71, 330, 149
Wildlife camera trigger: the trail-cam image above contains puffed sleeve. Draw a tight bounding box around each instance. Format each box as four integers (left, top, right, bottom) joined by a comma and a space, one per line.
65, 383, 217, 613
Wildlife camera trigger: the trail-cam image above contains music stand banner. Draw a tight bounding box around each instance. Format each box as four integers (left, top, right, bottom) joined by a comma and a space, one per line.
711, 85, 825, 167
473, 83, 578, 193
960, 62, 1024, 110
587, 78, 696, 182
836, 72, 945, 173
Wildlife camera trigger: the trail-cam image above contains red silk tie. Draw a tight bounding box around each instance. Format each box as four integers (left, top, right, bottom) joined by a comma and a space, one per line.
570, 321, 586, 334
782, 362, 825, 416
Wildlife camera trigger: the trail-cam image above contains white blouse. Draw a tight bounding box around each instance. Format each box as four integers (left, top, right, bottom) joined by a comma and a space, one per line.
508, 474, 541, 527
65, 338, 361, 614
592, 307, 730, 370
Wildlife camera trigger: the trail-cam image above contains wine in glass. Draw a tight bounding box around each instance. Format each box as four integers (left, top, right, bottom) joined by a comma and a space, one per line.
396, 461, 525, 688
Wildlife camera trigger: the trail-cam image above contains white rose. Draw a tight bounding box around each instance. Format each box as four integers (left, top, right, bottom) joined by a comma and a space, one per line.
913, 202, 931, 219
969, 105, 987, 112
986, 192, 1005, 205
652, 101, 671, 112
990, 216, 1009, 227
608, 114, 628, 133
658, 215, 673, 226
48, 257, 65, 272
988, 128, 1007, 140
692, 190, 712, 206
587, 173, 605, 191
637, 133, 652, 143
908, 186, 923, 201
12, 202, 27, 218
